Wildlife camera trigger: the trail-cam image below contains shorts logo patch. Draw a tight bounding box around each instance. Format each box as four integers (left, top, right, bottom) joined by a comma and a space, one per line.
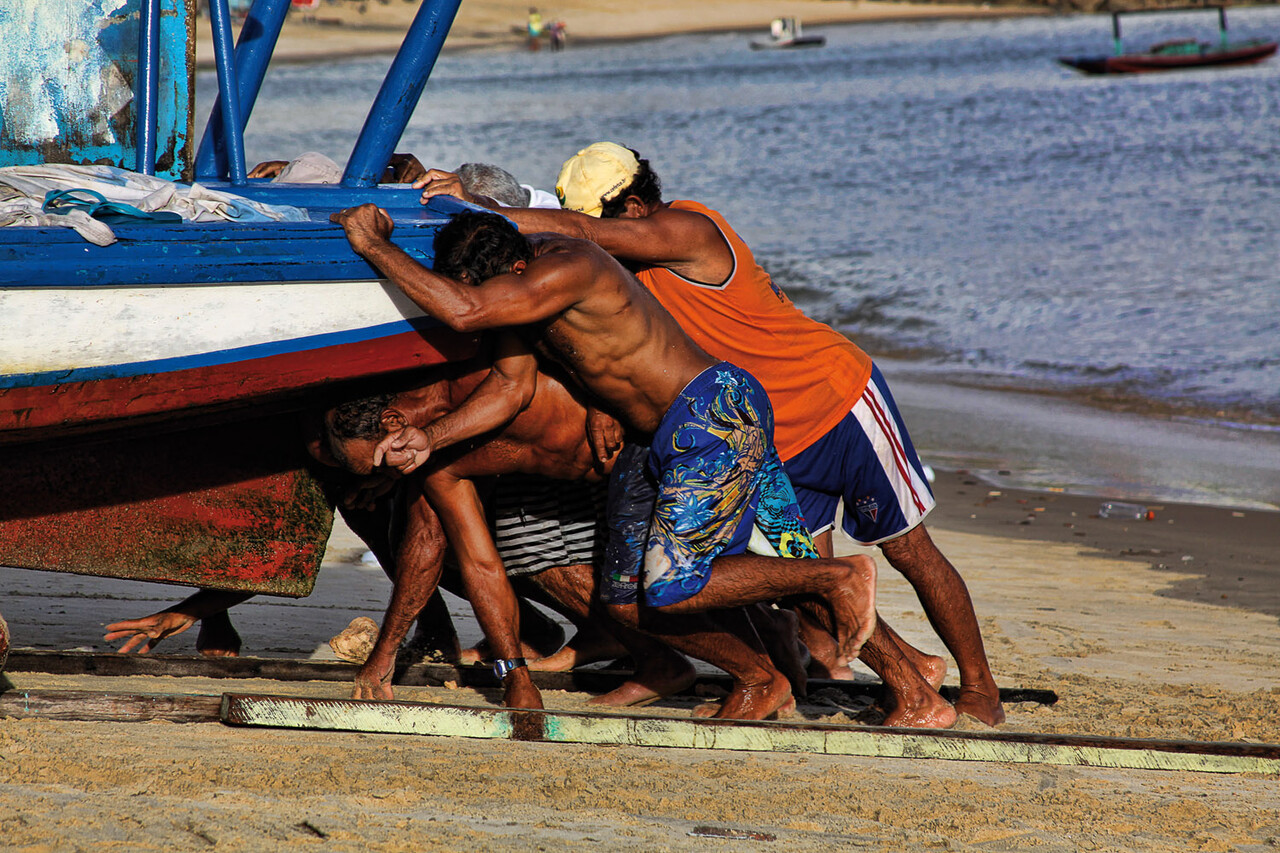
855, 495, 880, 523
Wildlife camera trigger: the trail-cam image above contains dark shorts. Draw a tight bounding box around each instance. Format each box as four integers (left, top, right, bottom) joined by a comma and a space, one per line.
602, 363, 816, 607
783, 364, 935, 545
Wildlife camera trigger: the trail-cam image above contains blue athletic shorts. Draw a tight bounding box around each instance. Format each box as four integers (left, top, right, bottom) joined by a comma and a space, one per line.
602, 363, 815, 607
783, 364, 935, 546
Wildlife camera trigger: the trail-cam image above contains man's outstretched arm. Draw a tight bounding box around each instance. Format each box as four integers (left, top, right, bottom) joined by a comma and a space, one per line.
353, 490, 449, 700
415, 169, 731, 282
331, 204, 585, 332
422, 469, 544, 710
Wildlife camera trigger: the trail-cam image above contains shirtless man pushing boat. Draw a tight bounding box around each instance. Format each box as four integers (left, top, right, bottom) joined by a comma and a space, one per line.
330, 205, 876, 720
416, 143, 1002, 728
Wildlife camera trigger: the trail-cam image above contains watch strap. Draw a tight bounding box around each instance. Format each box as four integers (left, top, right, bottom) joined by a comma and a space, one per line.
492, 657, 528, 679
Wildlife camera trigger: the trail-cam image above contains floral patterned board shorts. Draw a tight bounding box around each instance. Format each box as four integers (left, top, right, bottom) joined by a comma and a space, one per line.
601, 363, 817, 607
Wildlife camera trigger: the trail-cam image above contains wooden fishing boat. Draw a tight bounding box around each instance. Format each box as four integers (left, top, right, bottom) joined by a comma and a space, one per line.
0, 0, 473, 605
1060, 5, 1277, 74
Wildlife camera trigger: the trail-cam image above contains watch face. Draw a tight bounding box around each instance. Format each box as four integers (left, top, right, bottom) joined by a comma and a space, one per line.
493, 658, 526, 679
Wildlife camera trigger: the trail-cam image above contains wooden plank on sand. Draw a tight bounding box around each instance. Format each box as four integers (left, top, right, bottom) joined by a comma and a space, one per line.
0, 688, 222, 722
221, 693, 1280, 775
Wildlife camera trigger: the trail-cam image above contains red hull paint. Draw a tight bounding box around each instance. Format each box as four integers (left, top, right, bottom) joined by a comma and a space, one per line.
1060, 41, 1278, 74
0, 414, 335, 596
0, 327, 479, 443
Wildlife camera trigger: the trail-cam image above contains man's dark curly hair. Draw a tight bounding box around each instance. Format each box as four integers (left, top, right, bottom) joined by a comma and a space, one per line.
328, 393, 394, 441
600, 150, 663, 219
433, 211, 532, 284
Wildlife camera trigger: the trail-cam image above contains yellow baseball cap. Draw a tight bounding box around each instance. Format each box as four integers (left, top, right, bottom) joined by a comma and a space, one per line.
555, 142, 640, 217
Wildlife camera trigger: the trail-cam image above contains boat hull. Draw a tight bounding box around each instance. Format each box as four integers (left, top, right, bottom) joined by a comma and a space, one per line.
750, 35, 826, 50
1060, 41, 1278, 73
0, 414, 334, 596
0, 193, 477, 593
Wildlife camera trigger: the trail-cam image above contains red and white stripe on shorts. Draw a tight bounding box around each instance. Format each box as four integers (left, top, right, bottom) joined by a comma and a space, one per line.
849, 371, 935, 540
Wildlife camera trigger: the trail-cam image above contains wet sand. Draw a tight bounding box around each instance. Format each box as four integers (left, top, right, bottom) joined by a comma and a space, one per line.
2, 465, 1276, 850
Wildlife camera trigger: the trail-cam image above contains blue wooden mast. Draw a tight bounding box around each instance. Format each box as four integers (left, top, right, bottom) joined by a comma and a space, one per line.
342, 0, 463, 187
192, 0, 462, 188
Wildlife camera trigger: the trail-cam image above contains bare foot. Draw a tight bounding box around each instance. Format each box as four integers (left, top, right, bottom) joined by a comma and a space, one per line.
710, 672, 793, 721
527, 627, 628, 672
588, 653, 697, 707
882, 689, 958, 729
458, 638, 553, 666
195, 610, 241, 657
749, 606, 809, 697
329, 617, 380, 664
0, 613, 9, 672
954, 684, 1006, 726
827, 555, 877, 665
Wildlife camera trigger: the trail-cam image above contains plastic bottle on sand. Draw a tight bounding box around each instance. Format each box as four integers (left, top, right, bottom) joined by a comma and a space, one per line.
1098, 501, 1148, 520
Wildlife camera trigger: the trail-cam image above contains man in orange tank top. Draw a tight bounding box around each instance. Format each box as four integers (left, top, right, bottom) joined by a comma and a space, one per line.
417, 144, 1004, 728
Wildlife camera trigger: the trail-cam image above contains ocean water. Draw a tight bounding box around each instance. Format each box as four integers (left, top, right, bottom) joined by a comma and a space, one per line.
200, 9, 1280, 507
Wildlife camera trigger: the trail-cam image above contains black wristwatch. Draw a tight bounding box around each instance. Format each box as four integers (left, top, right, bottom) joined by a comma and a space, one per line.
492, 657, 528, 680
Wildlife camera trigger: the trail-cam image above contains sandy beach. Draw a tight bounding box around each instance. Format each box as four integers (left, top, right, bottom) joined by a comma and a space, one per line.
3, 3, 1276, 849
2, 465, 1277, 850
195, 0, 1045, 66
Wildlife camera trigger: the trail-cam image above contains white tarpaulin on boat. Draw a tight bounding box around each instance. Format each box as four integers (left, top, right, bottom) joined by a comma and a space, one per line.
0, 164, 308, 245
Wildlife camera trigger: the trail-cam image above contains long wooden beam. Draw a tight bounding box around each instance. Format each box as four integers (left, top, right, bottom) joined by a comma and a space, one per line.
221, 693, 1280, 776
0, 688, 221, 723
3, 650, 1059, 706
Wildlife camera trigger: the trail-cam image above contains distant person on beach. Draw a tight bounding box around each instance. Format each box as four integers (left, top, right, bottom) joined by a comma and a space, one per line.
548, 19, 567, 52
329, 204, 877, 720
415, 142, 1003, 728
526, 7, 543, 51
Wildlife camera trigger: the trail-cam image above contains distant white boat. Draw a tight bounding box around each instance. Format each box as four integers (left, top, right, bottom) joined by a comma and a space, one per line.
751, 17, 826, 50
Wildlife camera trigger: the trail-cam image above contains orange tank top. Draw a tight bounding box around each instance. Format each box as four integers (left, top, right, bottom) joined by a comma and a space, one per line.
636, 200, 872, 460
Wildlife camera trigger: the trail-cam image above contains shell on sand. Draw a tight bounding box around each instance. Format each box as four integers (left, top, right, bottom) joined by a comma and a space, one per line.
328, 616, 380, 664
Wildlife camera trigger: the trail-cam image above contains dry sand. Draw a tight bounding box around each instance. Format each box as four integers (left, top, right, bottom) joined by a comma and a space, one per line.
2, 470, 1277, 851
196, 0, 1044, 66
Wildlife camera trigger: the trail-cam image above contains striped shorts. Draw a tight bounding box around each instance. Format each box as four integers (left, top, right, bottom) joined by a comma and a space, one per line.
491, 474, 606, 576
782, 363, 935, 546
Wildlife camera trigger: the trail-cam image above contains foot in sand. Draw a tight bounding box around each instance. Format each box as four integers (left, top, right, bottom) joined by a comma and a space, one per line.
693, 671, 794, 721
954, 684, 1006, 727
527, 626, 629, 672
749, 605, 810, 697
587, 650, 697, 708
881, 681, 958, 729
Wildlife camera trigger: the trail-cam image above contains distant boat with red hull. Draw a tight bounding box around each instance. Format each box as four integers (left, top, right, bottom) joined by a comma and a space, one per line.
1059, 5, 1276, 74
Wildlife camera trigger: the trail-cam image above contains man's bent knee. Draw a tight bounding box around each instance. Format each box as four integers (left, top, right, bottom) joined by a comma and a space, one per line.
606, 601, 640, 629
